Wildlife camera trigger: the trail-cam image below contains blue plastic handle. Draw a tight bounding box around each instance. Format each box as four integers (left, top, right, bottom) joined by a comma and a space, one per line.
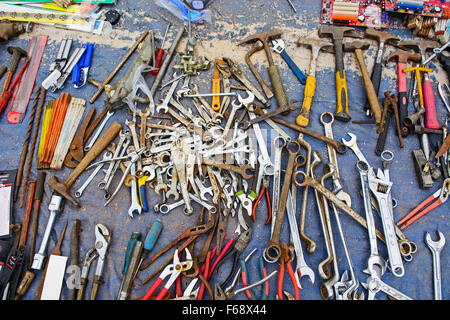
72, 62, 81, 84
139, 184, 149, 212
280, 49, 307, 85
82, 43, 94, 68
143, 220, 163, 252
167, 0, 207, 23
122, 232, 141, 275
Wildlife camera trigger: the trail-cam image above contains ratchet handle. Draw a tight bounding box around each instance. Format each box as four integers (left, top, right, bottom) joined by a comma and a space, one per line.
151, 49, 164, 76
423, 80, 439, 130
296, 75, 316, 127
280, 49, 307, 85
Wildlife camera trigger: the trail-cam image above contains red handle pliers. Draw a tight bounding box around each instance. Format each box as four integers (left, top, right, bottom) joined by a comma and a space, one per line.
142, 248, 193, 300
252, 176, 272, 225
277, 242, 299, 300
397, 178, 449, 230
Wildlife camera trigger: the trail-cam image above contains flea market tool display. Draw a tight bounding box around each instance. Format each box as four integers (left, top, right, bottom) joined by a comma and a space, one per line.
320, 0, 389, 28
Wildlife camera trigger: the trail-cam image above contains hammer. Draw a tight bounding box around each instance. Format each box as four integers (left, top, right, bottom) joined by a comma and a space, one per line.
344, 40, 382, 125
385, 49, 422, 136
363, 29, 399, 116
47, 121, 122, 207
238, 29, 290, 113
319, 26, 360, 122
295, 38, 333, 127
1, 46, 27, 96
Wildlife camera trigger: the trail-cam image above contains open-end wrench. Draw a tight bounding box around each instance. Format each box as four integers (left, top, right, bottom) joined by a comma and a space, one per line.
84, 110, 115, 152
156, 73, 181, 114
270, 136, 286, 236
425, 231, 445, 300
98, 130, 129, 190
286, 188, 315, 288
75, 151, 112, 198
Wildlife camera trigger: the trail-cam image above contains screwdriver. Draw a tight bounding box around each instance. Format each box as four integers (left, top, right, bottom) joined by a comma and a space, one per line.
151, 24, 171, 76
116, 232, 140, 299
134, 220, 163, 278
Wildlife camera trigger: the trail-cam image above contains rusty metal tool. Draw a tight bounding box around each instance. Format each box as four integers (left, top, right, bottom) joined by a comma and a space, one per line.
385, 49, 422, 136
319, 26, 359, 122
264, 141, 300, 263
363, 29, 399, 116
251, 104, 347, 154
46, 121, 122, 207
18, 88, 46, 208
34, 221, 68, 300
88, 30, 149, 104
1, 46, 27, 96
245, 41, 274, 99
343, 40, 382, 125
13, 86, 40, 203
67, 219, 80, 300
238, 29, 290, 111
63, 106, 96, 168
295, 38, 333, 127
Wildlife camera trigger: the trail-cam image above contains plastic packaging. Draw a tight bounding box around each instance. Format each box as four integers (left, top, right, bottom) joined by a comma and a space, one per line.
155, 0, 212, 24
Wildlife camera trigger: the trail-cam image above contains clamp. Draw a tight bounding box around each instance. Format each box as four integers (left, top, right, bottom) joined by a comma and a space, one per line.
77, 224, 111, 300
142, 248, 193, 300
73, 43, 94, 88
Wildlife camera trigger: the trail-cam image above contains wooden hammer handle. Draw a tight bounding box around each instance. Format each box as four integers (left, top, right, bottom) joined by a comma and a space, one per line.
355, 49, 382, 125
64, 121, 122, 189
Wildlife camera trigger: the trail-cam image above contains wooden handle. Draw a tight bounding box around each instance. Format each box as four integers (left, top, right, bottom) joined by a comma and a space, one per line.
64, 121, 121, 189
355, 49, 381, 125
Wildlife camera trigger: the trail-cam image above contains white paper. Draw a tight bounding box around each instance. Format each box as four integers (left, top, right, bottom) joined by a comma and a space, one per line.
41, 255, 68, 300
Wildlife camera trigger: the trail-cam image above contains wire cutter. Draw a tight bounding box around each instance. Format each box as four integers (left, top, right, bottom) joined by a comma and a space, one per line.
77, 224, 111, 300
252, 175, 272, 224
215, 228, 252, 290
277, 242, 299, 300
142, 248, 193, 300
397, 178, 449, 230
72, 43, 93, 88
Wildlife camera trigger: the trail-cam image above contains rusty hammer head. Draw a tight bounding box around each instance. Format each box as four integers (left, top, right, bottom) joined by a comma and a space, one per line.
297, 38, 333, 54
238, 29, 282, 65
6, 46, 27, 73
397, 40, 440, 63
47, 176, 80, 207
343, 40, 370, 53
318, 25, 359, 42
385, 49, 421, 65
364, 29, 399, 45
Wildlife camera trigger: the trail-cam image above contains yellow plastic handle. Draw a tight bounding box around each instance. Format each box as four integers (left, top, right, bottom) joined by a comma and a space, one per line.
211, 78, 221, 111
335, 70, 350, 121
296, 75, 316, 127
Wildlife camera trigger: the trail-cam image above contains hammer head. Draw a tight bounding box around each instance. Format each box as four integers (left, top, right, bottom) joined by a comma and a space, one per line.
297, 38, 333, 52
238, 29, 282, 46
47, 176, 81, 207
385, 49, 421, 65
318, 25, 357, 40
364, 28, 399, 44
7, 46, 27, 57
398, 40, 440, 61
343, 40, 370, 52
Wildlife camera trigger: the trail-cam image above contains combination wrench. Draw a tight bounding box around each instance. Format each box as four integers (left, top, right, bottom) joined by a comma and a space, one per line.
84, 110, 115, 152
425, 231, 445, 300
75, 151, 112, 198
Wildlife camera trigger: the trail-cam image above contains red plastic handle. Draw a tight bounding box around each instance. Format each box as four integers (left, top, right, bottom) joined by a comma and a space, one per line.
142, 277, 163, 300
151, 49, 164, 76
156, 286, 168, 300
422, 80, 440, 129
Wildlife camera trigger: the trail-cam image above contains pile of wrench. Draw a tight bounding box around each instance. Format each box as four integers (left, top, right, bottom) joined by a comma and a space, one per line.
3, 18, 448, 301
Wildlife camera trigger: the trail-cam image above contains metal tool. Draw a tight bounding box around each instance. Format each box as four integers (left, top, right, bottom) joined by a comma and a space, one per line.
77, 224, 111, 300
75, 152, 112, 198
72, 43, 94, 88
424, 231, 445, 300
272, 38, 307, 85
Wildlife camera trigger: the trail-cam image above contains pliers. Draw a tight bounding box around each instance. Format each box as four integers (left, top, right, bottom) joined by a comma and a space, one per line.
252, 175, 272, 225
215, 228, 252, 290
77, 224, 111, 300
72, 43, 93, 88
142, 248, 193, 300
237, 249, 269, 300
397, 178, 450, 230
277, 242, 299, 300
